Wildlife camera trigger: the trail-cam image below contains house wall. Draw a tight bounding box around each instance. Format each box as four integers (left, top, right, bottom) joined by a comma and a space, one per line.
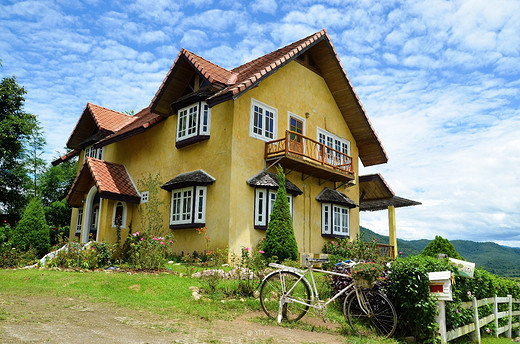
68, 60, 361, 258
227, 60, 360, 255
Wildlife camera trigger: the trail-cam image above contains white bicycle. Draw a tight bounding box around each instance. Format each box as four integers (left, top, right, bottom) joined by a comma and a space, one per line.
259, 257, 397, 338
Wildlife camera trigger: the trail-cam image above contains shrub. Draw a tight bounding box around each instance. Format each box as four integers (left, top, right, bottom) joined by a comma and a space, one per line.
127, 231, 175, 270
384, 255, 453, 343
228, 245, 267, 297
11, 198, 50, 257
323, 235, 385, 269
262, 166, 298, 262
47, 241, 111, 270
49, 225, 69, 247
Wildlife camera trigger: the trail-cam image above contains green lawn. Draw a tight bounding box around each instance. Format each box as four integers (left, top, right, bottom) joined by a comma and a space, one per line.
0, 268, 399, 343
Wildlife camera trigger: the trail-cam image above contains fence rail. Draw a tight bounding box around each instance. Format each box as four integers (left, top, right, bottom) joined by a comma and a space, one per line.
438, 295, 520, 343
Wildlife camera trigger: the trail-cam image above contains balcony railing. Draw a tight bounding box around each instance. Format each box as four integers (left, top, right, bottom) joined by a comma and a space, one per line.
265, 130, 354, 175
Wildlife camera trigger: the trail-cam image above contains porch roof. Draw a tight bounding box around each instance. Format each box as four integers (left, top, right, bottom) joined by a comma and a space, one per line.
66, 157, 141, 207
359, 173, 421, 211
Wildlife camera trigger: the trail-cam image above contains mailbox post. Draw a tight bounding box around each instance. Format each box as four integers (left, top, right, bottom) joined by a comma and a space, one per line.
428, 271, 453, 344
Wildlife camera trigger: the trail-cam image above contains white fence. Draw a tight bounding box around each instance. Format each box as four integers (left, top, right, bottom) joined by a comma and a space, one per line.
437, 295, 520, 343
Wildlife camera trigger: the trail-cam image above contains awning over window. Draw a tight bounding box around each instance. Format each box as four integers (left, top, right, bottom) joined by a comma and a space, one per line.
161, 169, 215, 191
66, 157, 141, 207
246, 170, 303, 196
315, 188, 358, 208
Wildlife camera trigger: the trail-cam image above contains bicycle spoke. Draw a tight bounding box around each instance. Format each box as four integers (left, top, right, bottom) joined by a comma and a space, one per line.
260, 271, 311, 322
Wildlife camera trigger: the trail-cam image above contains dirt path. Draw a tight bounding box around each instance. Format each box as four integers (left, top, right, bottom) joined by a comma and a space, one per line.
0, 294, 348, 343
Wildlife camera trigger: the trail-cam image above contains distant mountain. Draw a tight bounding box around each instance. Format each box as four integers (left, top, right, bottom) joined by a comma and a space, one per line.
360, 227, 520, 278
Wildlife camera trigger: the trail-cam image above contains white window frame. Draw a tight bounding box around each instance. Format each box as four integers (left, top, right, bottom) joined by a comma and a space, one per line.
170, 186, 207, 226
317, 128, 350, 165
254, 188, 293, 227
75, 208, 83, 234
84, 145, 104, 161
249, 98, 278, 141
112, 201, 127, 228
176, 101, 211, 142
321, 203, 349, 237
140, 191, 149, 204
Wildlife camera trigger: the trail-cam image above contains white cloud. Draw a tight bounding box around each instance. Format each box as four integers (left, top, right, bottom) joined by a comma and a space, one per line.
251, 0, 277, 15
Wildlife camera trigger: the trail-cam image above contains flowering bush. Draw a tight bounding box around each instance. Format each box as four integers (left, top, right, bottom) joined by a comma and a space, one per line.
351, 262, 385, 285
127, 231, 175, 270
228, 245, 267, 297
323, 235, 385, 269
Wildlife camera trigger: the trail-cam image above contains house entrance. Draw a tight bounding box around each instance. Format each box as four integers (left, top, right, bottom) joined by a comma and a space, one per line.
82, 186, 100, 243
89, 193, 100, 241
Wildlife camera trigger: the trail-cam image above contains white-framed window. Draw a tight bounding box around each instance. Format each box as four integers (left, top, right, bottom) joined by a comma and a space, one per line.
75, 208, 83, 234
170, 186, 207, 226
250, 98, 277, 141
84, 145, 104, 161
317, 128, 350, 165
321, 203, 349, 236
176, 101, 211, 142
112, 201, 127, 228
254, 188, 293, 228
140, 191, 149, 203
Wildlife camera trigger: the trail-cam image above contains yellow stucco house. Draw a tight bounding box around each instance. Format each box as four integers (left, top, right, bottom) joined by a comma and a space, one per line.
55, 29, 418, 258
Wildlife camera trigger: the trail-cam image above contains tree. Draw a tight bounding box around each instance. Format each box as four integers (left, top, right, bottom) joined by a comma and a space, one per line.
25, 121, 46, 198
0, 74, 38, 223
422, 235, 464, 260
11, 197, 50, 257
39, 156, 77, 227
262, 166, 299, 262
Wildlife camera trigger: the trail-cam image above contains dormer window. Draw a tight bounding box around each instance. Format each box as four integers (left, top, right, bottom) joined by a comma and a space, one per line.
85, 145, 104, 161
176, 101, 211, 148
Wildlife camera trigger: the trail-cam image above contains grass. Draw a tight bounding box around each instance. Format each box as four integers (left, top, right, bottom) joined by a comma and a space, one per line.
0, 267, 400, 343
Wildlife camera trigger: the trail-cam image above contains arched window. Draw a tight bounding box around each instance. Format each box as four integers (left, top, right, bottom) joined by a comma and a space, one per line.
112, 201, 127, 228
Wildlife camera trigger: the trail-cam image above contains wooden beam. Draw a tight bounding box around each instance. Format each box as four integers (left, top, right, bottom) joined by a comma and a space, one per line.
388, 205, 397, 258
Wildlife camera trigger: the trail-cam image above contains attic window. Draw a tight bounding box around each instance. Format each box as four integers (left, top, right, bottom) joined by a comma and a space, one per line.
176, 101, 211, 148
85, 145, 103, 161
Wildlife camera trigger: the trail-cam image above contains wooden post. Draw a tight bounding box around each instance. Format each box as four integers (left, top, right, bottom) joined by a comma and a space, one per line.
471, 296, 481, 343
436, 300, 447, 343
388, 205, 397, 258
508, 295, 513, 338
494, 295, 499, 338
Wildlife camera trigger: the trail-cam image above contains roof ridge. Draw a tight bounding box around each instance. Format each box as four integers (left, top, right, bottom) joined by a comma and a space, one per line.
181, 48, 236, 85
210, 29, 327, 99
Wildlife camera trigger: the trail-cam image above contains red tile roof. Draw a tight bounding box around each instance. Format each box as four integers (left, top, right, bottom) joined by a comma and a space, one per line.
87, 103, 134, 132
95, 106, 164, 148
182, 49, 236, 86
67, 157, 140, 207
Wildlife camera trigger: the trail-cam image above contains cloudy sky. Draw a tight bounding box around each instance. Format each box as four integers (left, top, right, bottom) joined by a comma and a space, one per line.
1, 0, 519, 246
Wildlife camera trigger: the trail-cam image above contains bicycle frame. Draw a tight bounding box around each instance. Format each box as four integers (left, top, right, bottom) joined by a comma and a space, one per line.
266, 263, 369, 318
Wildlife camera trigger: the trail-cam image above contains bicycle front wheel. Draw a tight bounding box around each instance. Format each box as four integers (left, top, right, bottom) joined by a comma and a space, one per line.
344, 289, 397, 338
260, 271, 311, 322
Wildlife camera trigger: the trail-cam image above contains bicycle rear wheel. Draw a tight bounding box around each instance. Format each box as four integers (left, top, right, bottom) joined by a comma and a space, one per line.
344, 289, 397, 338
260, 271, 311, 322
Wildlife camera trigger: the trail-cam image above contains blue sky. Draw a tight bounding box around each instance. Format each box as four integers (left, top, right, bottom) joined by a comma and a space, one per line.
1, 0, 520, 246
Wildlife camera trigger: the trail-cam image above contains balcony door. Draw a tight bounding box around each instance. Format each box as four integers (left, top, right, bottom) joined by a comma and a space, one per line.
288, 113, 305, 155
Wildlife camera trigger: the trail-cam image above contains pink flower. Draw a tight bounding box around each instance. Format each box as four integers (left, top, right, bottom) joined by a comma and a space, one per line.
132, 232, 138, 237
140, 238, 144, 241
331, 241, 334, 245
467, 291, 472, 297
169, 240, 174, 244
486, 328, 490, 333
159, 237, 164, 240
153, 236, 158, 241
160, 242, 164, 245
259, 250, 265, 254
244, 247, 250, 251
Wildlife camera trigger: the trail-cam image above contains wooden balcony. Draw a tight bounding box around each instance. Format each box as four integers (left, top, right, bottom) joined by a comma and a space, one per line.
265, 130, 355, 182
